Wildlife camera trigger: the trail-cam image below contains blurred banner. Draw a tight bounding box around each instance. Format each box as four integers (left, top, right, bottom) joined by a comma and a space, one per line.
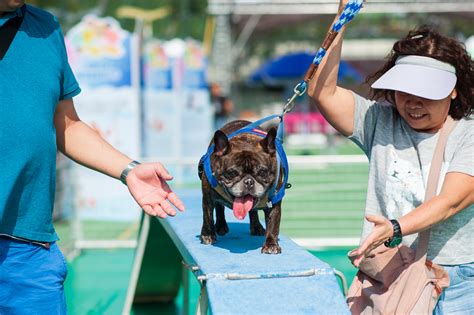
63, 15, 212, 222
142, 38, 212, 183
66, 15, 141, 222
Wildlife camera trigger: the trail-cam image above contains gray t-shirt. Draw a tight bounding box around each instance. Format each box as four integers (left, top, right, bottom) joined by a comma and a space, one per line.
349, 92, 473, 265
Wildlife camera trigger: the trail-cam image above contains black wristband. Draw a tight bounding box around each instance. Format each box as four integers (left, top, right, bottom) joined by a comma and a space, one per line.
384, 219, 402, 248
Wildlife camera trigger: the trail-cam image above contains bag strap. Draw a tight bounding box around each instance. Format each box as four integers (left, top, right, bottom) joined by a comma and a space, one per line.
416, 116, 457, 260
0, 5, 26, 60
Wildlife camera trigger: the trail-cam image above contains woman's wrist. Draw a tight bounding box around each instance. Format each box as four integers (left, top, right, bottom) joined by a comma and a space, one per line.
384, 219, 403, 248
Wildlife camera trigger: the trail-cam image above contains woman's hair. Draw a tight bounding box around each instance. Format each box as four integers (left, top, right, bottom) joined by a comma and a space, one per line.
366, 25, 473, 119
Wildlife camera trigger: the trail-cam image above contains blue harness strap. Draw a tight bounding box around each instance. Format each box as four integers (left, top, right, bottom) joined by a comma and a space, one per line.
200, 115, 289, 207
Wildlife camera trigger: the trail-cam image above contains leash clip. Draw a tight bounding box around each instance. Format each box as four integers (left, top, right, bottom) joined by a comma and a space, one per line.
283, 82, 307, 115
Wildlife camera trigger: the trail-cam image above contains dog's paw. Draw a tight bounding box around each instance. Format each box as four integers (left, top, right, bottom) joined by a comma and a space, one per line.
261, 243, 281, 254
215, 222, 229, 236
250, 224, 265, 236
200, 234, 216, 245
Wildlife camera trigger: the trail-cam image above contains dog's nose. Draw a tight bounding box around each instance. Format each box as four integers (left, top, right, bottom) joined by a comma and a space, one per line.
244, 177, 254, 188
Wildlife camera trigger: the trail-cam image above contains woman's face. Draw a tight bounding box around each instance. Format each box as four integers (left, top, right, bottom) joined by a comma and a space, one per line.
394, 90, 455, 133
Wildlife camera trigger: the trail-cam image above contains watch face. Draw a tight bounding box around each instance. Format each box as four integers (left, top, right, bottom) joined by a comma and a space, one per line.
389, 237, 402, 248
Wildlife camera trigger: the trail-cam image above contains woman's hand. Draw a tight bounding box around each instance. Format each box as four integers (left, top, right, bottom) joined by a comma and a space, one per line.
348, 214, 393, 267
126, 162, 185, 218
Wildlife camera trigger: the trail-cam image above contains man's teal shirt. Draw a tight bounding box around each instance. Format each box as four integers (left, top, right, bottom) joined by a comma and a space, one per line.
0, 5, 81, 241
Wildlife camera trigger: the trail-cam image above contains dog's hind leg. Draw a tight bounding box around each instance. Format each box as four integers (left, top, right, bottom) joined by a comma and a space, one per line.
215, 203, 229, 236
249, 210, 265, 236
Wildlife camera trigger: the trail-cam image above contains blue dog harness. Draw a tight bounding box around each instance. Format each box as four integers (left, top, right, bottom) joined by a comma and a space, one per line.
199, 114, 289, 208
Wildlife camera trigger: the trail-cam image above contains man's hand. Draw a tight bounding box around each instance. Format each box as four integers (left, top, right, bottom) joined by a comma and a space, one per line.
348, 214, 392, 267
126, 162, 185, 218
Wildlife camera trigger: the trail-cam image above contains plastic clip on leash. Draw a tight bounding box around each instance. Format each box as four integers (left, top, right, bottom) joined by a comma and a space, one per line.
282, 0, 364, 116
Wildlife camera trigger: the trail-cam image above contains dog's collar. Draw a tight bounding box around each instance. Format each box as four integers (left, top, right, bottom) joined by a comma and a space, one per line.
199, 114, 289, 207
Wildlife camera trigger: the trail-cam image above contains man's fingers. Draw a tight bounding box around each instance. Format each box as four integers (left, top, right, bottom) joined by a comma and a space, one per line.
155, 163, 173, 180
166, 191, 185, 211
160, 200, 177, 216
142, 205, 155, 216
152, 204, 167, 218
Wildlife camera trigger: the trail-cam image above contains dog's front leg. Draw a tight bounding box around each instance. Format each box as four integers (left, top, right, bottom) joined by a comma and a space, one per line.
249, 210, 265, 236
200, 192, 216, 244
261, 203, 282, 254
215, 203, 229, 236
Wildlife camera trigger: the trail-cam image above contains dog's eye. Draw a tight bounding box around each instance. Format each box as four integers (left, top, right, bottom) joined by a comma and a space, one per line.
224, 170, 239, 179
257, 168, 269, 177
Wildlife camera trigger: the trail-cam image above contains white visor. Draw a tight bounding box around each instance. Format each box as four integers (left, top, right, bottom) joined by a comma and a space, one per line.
371, 55, 457, 100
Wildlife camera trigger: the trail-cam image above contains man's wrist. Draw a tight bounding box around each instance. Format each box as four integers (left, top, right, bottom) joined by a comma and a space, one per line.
120, 160, 140, 185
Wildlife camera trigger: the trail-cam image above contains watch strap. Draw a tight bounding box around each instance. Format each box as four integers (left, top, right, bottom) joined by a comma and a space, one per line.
120, 160, 140, 185
384, 219, 402, 248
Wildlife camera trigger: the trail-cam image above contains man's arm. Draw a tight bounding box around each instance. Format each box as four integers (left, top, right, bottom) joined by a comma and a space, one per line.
54, 98, 132, 179
54, 98, 185, 217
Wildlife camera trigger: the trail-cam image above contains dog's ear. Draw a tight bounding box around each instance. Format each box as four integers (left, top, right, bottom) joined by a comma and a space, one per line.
214, 130, 230, 156
259, 127, 276, 154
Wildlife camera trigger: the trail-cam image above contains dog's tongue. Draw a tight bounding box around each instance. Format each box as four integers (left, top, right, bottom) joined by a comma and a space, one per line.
233, 195, 254, 220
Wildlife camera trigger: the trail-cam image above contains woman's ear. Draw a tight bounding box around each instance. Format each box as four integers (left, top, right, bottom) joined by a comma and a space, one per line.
450, 89, 457, 100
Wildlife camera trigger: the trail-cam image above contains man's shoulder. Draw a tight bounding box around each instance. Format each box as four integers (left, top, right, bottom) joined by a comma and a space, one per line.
25, 4, 60, 27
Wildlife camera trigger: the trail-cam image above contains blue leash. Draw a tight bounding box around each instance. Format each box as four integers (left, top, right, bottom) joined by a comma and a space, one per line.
200, 0, 364, 207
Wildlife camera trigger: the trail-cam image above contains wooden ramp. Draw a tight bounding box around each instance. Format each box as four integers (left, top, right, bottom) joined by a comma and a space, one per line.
124, 189, 350, 314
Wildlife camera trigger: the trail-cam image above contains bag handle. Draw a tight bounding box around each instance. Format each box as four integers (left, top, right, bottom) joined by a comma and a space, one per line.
416, 116, 457, 260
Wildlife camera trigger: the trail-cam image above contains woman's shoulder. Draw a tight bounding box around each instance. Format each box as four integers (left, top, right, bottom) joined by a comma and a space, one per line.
455, 115, 474, 128
450, 115, 474, 143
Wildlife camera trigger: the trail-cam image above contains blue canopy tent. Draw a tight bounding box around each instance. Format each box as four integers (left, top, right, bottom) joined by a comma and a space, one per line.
248, 51, 362, 87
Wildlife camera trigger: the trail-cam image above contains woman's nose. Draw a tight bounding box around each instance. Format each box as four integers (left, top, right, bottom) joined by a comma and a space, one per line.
407, 102, 422, 109
405, 96, 423, 108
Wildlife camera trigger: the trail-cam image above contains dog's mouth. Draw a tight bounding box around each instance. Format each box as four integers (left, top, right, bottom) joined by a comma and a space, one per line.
232, 195, 255, 220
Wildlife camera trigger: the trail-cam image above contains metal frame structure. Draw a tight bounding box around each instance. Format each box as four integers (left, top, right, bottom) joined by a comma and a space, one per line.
207, 0, 474, 94
209, 0, 474, 15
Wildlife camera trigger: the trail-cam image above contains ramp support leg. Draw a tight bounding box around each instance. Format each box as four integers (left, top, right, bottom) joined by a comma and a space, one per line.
196, 282, 208, 315
182, 263, 190, 315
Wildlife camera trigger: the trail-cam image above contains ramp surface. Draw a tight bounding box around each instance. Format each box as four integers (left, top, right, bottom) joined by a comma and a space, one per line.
159, 189, 350, 314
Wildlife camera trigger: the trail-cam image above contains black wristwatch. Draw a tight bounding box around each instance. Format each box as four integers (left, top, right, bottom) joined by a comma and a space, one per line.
384, 219, 402, 248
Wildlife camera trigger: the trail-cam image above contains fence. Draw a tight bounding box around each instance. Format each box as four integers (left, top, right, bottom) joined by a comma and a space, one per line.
54, 154, 369, 257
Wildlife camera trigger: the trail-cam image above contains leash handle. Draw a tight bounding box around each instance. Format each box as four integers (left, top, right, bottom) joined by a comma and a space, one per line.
282, 0, 364, 115
303, 0, 364, 83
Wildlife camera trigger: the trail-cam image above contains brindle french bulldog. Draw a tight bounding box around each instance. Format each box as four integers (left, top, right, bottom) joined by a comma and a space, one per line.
198, 120, 283, 254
